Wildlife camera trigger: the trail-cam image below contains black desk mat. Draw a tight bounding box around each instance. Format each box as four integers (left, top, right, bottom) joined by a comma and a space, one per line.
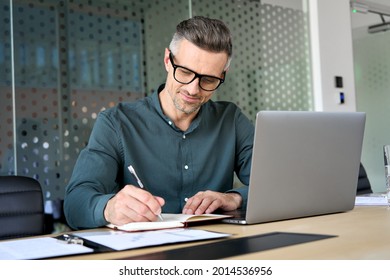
118, 231, 336, 260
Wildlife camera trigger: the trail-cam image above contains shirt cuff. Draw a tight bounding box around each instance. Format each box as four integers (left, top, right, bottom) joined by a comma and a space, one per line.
226, 186, 248, 209
93, 194, 116, 226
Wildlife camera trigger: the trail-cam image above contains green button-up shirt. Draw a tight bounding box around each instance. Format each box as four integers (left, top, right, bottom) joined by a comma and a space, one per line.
64, 86, 254, 229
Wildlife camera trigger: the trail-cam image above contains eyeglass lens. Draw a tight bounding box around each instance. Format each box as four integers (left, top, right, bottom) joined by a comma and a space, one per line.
174, 67, 222, 91
170, 52, 223, 91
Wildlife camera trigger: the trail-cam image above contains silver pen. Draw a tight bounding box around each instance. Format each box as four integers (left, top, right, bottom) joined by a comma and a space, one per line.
128, 165, 163, 221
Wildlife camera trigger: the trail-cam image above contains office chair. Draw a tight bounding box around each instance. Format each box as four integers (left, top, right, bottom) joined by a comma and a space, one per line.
356, 163, 373, 195
0, 175, 45, 240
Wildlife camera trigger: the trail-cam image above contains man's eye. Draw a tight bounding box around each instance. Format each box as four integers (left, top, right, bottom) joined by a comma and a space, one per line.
203, 77, 217, 84
178, 68, 193, 76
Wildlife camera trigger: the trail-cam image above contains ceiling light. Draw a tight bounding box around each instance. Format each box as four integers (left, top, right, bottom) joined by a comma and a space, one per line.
351, 2, 369, 14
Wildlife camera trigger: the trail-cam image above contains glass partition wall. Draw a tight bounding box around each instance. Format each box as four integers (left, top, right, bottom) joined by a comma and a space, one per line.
352, 3, 390, 192
0, 0, 312, 229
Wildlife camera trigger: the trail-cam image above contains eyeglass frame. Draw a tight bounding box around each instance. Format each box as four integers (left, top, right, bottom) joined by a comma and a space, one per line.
168, 51, 225, 91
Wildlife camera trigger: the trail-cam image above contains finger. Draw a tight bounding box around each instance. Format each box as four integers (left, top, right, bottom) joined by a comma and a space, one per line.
112, 185, 163, 222
131, 194, 164, 221
193, 196, 220, 215
116, 193, 159, 223
154, 196, 165, 209
105, 194, 151, 225
204, 199, 222, 214
183, 192, 218, 215
182, 194, 203, 214
116, 206, 151, 224
127, 185, 161, 210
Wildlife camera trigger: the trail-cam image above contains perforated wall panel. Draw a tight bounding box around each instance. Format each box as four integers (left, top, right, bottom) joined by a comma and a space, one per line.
0, 0, 312, 203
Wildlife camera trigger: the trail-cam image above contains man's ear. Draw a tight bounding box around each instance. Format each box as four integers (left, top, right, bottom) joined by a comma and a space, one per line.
164, 48, 170, 71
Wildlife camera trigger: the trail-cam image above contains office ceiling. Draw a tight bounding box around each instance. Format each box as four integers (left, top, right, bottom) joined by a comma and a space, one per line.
351, 0, 390, 29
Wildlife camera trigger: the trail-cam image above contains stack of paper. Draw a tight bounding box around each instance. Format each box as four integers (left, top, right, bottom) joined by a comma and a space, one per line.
355, 193, 388, 206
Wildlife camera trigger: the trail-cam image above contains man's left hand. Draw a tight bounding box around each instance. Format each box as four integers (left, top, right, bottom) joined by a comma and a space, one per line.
182, 191, 242, 215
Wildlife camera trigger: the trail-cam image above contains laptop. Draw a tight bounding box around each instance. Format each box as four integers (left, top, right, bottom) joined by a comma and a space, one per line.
222, 111, 366, 224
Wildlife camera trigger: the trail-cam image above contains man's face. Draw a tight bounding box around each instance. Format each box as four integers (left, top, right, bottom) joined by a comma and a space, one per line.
163, 40, 228, 115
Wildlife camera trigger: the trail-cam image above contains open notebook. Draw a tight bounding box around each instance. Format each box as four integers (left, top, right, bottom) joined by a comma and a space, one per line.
107, 213, 232, 232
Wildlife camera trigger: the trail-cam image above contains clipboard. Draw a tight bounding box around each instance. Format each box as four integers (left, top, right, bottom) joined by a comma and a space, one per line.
55, 233, 113, 252
0, 228, 231, 260
0, 236, 94, 260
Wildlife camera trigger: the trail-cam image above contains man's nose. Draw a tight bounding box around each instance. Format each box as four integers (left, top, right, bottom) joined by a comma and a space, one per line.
185, 77, 201, 94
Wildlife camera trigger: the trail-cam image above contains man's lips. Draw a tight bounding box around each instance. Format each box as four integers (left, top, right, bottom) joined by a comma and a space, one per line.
180, 92, 200, 103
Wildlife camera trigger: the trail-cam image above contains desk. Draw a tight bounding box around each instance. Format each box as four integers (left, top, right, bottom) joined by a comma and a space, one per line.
52, 206, 390, 260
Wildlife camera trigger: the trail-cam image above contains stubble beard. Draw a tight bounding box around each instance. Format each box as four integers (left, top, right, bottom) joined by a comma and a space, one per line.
170, 90, 202, 115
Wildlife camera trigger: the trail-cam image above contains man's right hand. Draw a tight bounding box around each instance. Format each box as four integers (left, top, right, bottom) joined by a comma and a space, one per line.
103, 185, 165, 226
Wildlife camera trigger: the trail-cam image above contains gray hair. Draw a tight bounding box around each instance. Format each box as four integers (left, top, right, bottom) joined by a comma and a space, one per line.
169, 16, 233, 70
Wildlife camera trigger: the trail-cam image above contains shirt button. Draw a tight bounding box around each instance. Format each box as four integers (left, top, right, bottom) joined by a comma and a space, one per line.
168, 121, 172, 125
182, 134, 186, 139
184, 197, 188, 202
184, 165, 189, 170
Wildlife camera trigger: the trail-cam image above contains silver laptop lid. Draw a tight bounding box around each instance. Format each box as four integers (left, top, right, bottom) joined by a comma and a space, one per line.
245, 111, 366, 224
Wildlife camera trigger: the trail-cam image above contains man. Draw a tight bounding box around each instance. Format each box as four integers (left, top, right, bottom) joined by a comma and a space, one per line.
64, 16, 254, 229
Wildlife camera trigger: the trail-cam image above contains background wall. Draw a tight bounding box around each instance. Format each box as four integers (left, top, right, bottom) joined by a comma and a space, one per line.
309, 0, 357, 112
0, 0, 312, 225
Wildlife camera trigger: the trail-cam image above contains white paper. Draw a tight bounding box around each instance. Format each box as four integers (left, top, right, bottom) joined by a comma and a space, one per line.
75, 228, 231, 251
355, 193, 388, 206
0, 237, 93, 260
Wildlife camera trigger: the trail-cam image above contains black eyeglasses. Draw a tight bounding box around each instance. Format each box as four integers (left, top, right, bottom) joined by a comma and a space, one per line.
169, 51, 225, 91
